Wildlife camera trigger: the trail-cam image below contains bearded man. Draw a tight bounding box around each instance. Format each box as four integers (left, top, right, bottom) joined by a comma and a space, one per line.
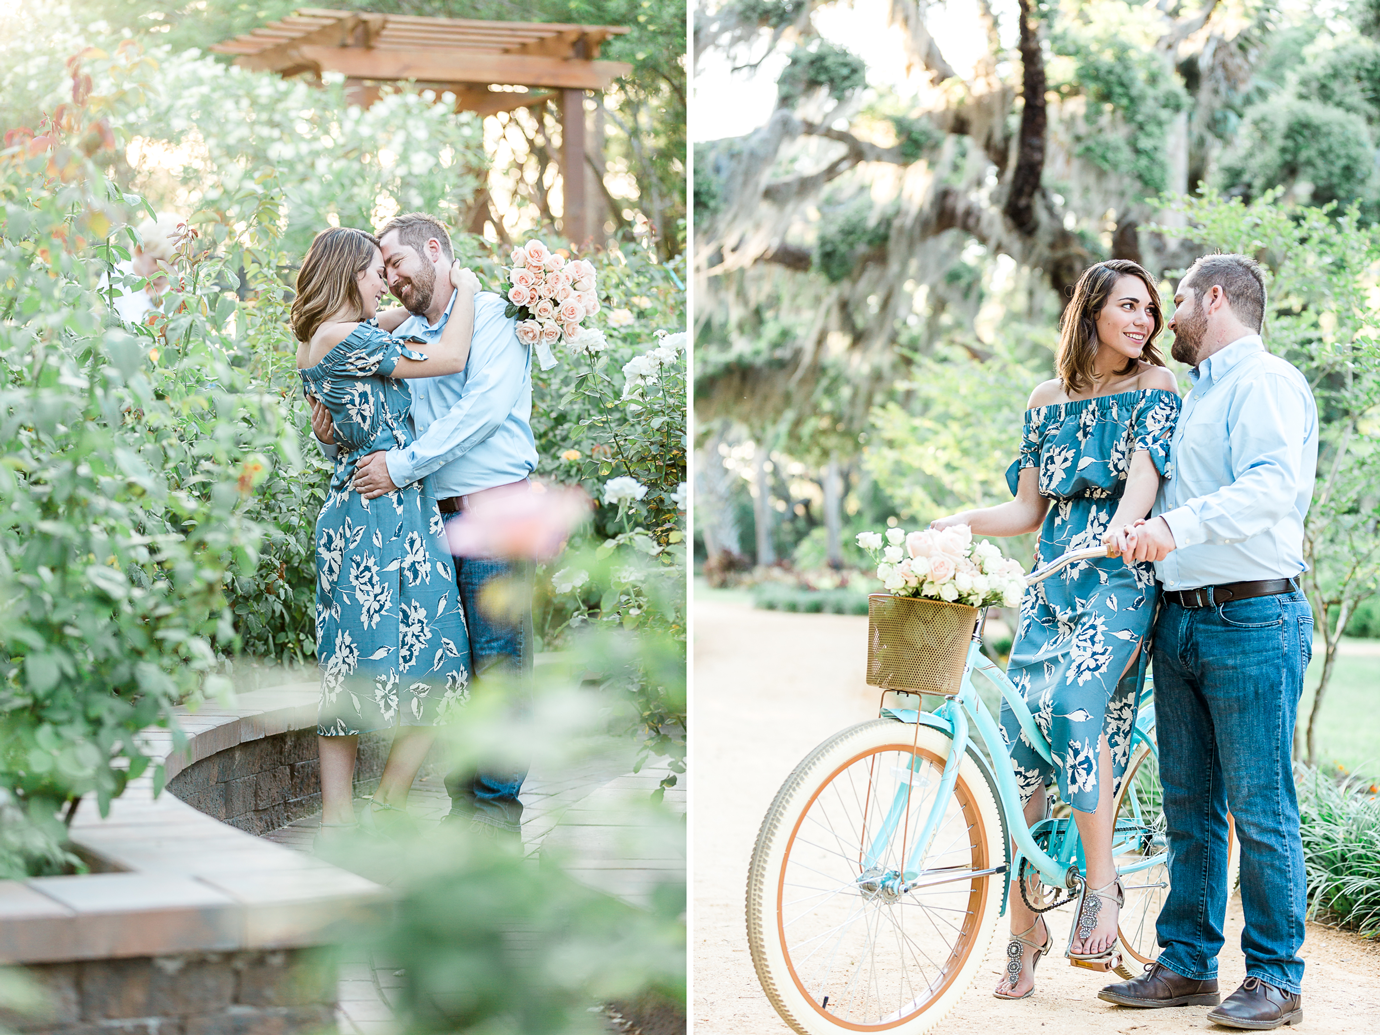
1101, 253, 1317, 1030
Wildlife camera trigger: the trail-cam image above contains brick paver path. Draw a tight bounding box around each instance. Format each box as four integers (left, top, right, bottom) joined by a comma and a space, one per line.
262, 747, 686, 1035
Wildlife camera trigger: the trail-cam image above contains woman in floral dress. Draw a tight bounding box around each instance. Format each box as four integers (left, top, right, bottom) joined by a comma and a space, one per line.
292, 227, 477, 838
933, 259, 1182, 998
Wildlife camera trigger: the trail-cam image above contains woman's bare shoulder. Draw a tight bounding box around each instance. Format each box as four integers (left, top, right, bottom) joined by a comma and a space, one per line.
303, 321, 362, 367
1137, 364, 1180, 395
1027, 378, 1064, 410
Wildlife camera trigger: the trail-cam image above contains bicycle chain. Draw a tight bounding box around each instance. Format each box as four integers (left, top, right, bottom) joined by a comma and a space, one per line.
1017, 857, 1078, 914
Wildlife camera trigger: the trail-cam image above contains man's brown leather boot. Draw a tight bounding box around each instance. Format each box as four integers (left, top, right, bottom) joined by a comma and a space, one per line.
1098, 960, 1220, 1008
1205, 976, 1302, 1029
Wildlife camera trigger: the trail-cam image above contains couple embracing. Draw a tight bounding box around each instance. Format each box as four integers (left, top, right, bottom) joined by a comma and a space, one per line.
290, 213, 538, 844
936, 253, 1316, 1029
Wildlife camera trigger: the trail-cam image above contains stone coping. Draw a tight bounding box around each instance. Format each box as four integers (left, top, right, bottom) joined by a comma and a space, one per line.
0, 681, 391, 966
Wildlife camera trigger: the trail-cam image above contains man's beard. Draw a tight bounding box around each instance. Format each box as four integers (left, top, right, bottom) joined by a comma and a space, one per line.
1170, 299, 1207, 365
396, 261, 436, 315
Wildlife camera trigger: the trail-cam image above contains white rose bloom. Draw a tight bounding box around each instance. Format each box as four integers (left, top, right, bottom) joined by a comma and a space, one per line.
603, 476, 648, 505
954, 572, 974, 594
910, 555, 931, 577
939, 582, 960, 602
972, 574, 991, 597
883, 545, 903, 563
553, 568, 589, 593
886, 527, 906, 546
884, 572, 907, 591
876, 562, 894, 581
1003, 580, 1024, 607
570, 327, 609, 355
856, 531, 884, 550
671, 482, 688, 509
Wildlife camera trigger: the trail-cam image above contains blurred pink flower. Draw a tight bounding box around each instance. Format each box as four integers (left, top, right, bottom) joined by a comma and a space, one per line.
445, 484, 592, 561
928, 555, 956, 583
906, 529, 938, 559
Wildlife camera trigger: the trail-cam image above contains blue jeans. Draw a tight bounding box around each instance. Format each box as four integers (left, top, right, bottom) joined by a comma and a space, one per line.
441, 517, 534, 833
1152, 590, 1313, 994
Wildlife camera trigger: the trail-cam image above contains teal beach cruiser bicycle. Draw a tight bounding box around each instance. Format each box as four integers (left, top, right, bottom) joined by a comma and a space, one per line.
746, 545, 1236, 1035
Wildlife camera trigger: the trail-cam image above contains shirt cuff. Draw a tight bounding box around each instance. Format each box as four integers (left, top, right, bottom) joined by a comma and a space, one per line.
384, 448, 413, 490
1160, 506, 1205, 549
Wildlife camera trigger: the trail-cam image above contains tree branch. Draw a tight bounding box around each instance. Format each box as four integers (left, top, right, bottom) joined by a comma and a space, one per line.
888, 0, 959, 81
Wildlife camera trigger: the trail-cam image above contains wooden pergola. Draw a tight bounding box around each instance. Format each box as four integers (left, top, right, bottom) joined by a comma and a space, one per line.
211, 8, 632, 244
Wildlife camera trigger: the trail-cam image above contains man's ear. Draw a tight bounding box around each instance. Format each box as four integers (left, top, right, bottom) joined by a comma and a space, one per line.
426, 237, 443, 263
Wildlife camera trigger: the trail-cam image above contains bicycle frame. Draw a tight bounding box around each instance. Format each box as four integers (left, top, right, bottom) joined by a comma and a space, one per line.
866, 545, 1160, 900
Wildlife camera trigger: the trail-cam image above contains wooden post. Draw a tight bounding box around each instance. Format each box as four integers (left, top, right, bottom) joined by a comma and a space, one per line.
561, 39, 589, 246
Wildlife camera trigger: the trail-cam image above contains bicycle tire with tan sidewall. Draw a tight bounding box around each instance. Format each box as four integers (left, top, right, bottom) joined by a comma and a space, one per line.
747, 719, 1005, 1035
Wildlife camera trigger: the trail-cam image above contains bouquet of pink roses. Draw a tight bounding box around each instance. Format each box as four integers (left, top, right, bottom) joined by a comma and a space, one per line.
502, 238, 600, 370
855, 524, 1027, 607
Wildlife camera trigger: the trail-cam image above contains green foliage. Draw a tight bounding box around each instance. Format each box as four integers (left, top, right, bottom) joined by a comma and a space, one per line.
733, 0, 808, 30
1295, 37, 1380, 125
0, 55, 293, 876
1298, 767, 1380, 935
776, 40, 867, 109
891, 115, 941, 164
752, 583, 869, 614
692, 141, 724, 221
813, 200, 891, 283
1216, 99, 1376, 209
1051, 31, 1188, 195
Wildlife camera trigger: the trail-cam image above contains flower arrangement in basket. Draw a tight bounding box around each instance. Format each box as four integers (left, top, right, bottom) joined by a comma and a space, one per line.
856, 524, 1028, 694
856, 524, 1026, 607
502, 238, 600, 371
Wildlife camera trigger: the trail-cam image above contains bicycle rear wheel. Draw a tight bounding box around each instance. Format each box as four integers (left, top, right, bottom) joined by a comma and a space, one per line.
747, 720, 1004, 1035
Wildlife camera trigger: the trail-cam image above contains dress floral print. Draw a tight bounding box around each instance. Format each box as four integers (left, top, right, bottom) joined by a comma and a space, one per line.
299, 322, 471, 736
1000, 388, 1180, 813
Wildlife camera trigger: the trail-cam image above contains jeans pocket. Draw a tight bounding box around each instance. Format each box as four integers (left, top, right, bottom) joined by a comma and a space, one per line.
1300, 615, 1314, 668
1216, 595, 1284, 629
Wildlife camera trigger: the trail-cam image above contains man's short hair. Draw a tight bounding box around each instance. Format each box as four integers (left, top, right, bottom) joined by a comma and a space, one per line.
378, 212, 454, 263
1182, 252, 1267, 333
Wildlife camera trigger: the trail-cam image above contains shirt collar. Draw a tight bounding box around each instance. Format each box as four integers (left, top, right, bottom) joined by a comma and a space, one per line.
397, 287, 458, 336
1187, 333, 1264, 387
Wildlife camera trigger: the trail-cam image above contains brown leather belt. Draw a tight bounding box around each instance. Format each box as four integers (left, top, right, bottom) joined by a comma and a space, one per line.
1162, 577, 1299, 609
437, 478, 531, 515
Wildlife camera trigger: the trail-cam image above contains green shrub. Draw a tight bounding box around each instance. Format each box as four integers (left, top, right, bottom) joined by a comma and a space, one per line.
777, 41, 867, 109
1298, 766, 1380, 935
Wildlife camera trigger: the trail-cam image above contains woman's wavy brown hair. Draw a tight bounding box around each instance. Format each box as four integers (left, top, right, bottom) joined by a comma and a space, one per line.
290, 227, 381, 343
1056, 259, 1166, 394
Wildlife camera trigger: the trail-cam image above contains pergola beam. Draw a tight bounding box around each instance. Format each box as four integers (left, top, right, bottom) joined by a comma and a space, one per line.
291, 45, 629, 91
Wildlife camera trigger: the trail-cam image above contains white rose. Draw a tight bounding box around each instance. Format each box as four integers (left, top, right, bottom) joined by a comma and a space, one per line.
603, 476, 647, 505
856, 531, 884, 550
883, 545, 903, 563
972, 574, 991, 598
910, 555, 931, 577
876, 562, 894, 581
884, 573, 907, 592
939, 582, 960, 602
954, 572, 974, 594
671, 482, 688, 509
886, 527, 906, 546
553, 568, 589, 593
1003, 583, 1024, 607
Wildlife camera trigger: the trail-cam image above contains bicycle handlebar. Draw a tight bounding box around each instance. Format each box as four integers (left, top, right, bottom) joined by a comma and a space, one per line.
1025, 545, 1113, 587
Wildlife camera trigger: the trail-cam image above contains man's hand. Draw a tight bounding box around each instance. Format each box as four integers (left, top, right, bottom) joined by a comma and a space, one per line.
307, 395, 335, 446
353, 451, 398, 499
1106, 516, 1177, 563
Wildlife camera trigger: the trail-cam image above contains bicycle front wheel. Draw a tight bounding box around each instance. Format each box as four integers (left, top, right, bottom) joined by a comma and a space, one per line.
747, 719, 1004, 1035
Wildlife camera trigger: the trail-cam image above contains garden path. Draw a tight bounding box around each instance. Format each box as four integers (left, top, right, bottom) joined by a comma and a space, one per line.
692, 594, 1380, 1035
262, 745, 685, 1035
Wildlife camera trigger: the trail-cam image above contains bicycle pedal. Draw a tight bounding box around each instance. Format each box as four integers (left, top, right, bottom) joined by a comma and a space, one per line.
1069, 953, 1121, 973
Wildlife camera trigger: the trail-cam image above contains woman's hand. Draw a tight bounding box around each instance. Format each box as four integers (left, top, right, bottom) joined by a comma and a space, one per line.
930, 513, 968, 531
450, 261, 480, 295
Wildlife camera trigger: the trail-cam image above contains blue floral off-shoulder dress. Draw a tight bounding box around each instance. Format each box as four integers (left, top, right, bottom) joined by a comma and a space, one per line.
299, 322, 471, 736
1001, 388, 1180, 813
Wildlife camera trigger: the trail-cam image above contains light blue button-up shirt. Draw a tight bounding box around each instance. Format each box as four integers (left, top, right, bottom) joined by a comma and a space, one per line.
383, 289, 538, 497
1152, 334, 1318, 591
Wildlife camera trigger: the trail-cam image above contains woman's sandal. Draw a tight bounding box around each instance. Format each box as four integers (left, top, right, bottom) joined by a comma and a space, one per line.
312, 820, 357, 853
993, 917, 1052, 1000
358, 795, 418, 839
1066, 876, 1124, 972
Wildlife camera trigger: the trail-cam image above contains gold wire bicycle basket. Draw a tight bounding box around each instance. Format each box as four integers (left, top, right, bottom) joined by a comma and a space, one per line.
866, 594, 981, 697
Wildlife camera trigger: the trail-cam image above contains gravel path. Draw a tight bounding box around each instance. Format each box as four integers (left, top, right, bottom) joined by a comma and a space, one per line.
692, 596, 1380, 1034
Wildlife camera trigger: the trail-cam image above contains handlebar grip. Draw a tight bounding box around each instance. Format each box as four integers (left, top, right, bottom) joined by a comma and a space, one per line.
1025, 544, 1113, 587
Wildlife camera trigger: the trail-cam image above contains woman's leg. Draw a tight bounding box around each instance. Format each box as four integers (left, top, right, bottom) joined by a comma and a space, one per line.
319, 734, 359, 825
373, 727, 438, 809
995, 789, 1051, 997
1069, 733, 1120, 956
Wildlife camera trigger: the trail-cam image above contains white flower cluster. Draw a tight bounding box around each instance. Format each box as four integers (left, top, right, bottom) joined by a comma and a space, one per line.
855, 524, 1027, 607
553, 567, 589, 594
622, 331, 685, 401
603, 476, 648, 505
502, 238, 599, 348
568, 326, 610, 356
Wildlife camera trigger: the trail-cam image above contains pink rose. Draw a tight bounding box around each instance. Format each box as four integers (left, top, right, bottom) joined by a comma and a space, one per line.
574, 276, 595, 293
538, 277, 559, 300
510, 267, 534, 290
906, 529, 938, 559
543, 252, 563, 272
515, 320, 541, 345
534, 298, 556, 321
548, 270, 570, 292
937, 525, 972, 557
539, 321, 561, 345
928, 555, 956, 583
556, 285, 574, 302
508, 285, 532, 307
561, 320, 581, 339
525, 239, 549, 264
580, 291, 600, 317
510, 246, 528, 267
577, 259, 596, 281
957, 557, 979, 576
559, 298, 584, 323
